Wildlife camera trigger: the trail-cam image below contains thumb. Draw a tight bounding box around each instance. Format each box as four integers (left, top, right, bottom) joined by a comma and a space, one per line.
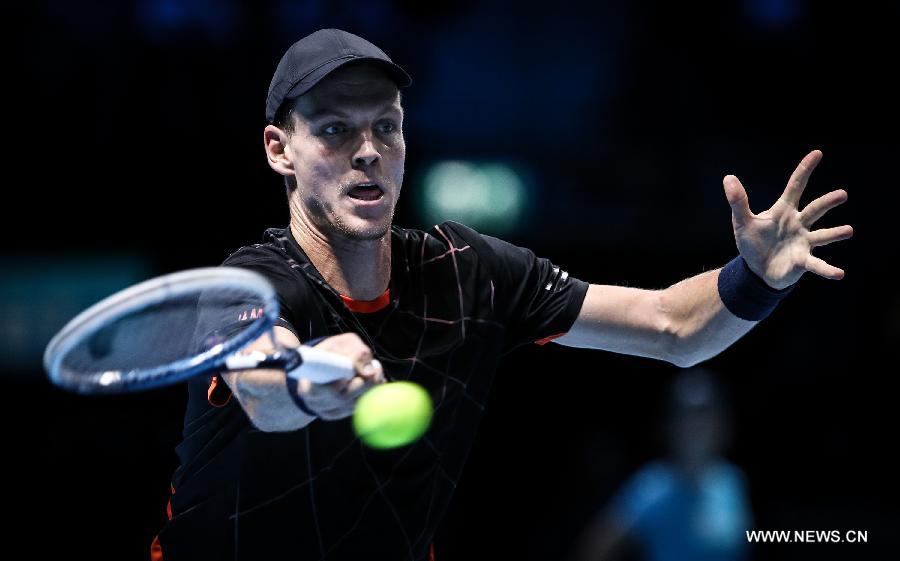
723, 175, 753, 227
359, 359, 383, 380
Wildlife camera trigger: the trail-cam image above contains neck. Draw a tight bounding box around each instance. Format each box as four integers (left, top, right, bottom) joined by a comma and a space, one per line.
289, 214, 391, 301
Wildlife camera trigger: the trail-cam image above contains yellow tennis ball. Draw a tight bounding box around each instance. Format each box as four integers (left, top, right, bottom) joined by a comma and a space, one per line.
353, 381, 433, 449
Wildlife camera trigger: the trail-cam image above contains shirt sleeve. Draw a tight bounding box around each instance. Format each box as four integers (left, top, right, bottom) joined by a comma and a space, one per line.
445, 222, 589, 352
189, 246, 310, 408
221, 246, 306, 337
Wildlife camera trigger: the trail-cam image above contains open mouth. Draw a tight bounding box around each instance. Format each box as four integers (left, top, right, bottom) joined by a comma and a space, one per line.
348, 183, 384, 201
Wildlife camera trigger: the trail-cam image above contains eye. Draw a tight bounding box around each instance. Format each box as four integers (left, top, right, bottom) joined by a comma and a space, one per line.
376, 121, 397, 134
321, 123, 347, 136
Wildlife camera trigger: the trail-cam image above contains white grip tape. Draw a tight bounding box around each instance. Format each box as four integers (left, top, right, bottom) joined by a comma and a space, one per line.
224, 350, 269, 371
287, 345, 356, 385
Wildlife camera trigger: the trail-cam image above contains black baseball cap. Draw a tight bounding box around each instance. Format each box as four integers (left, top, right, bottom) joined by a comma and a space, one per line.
266, 28, 412, 123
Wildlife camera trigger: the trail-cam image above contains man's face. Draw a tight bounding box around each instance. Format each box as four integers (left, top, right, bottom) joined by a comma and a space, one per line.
282, 63, 405, 241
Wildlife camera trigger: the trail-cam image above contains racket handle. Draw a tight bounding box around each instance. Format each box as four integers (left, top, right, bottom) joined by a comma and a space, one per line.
291, 345, 356, 385
224, 346, 355, 385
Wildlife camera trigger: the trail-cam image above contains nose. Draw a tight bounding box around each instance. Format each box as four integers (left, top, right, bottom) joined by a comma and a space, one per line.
352, 133, 380, 169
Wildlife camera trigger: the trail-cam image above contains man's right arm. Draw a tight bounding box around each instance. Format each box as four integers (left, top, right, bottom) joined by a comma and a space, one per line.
222, 327, 384, 432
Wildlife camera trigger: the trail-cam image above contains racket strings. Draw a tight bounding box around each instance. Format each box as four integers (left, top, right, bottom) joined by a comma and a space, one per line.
54, 286, 269, 388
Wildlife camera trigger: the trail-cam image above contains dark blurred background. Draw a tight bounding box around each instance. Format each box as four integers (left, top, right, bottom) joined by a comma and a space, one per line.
5, 0, 897, 559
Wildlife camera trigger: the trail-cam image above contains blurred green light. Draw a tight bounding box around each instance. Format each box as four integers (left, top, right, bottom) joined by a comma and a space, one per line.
420, 161, 528, 234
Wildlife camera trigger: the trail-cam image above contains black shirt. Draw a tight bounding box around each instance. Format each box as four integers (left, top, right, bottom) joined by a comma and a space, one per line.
157, 220, 589, 561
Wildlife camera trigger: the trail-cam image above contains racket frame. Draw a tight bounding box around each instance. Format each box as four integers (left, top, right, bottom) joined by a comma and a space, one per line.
43, 267, 281, 394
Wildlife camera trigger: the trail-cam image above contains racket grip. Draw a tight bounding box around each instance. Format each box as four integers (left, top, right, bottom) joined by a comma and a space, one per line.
224, 344, 356, 384
287, 345, 356, 385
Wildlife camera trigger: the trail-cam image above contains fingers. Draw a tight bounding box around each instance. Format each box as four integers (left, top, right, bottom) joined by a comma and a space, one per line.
340, 359, 385, 394
311, 332, 374, 388
723, 175, 753, 227
351, 347, 374, 377
800, 189, 848, 228
327, 349, 379, 393
782, 149, 823, 208
295, 332, 386, 420
311, 362, 384, 420
360, 359, 386, 384
301, 369, 380, 420
808, 225, 854, 248
805, 254, 845, 280
340, 373, 381, 398
315, 332, 367, 355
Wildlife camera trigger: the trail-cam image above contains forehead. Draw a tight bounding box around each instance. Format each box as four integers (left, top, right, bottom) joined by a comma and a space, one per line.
296, 63, 401, 119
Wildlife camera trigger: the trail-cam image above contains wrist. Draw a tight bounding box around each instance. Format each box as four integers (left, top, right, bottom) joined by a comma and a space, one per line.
285, 372, 320, 418
283, 336, 328, 418
717, 256, 795, 321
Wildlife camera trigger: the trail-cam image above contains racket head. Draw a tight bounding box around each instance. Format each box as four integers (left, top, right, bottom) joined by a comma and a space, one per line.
43, 267, 279, 394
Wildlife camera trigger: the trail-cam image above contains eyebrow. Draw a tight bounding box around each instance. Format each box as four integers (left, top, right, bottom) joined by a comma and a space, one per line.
306, 102, 402, 121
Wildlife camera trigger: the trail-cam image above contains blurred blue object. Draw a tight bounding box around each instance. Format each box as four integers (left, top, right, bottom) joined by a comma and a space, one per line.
135, 0, 241, 41
610, 460, 753, 561
272, 0, 327, 38
411, 2, 624, 149
742, 0, 805, 30
272, 0, 399, 41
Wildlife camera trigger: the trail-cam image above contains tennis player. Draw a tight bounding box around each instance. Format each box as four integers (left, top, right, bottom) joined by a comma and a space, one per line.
151, 28, 852, 561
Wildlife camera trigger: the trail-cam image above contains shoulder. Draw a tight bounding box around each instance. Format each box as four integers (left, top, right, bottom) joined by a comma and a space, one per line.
403, 221, 553, 285
218, 229, 313, 305
221, 228, 294, 268
631, 460, 677, 486
389, 220, 494, 265
706, 459, 750, 490
412, 220, 508, 262
431, 220, 491, 248
617, 461, 680, 503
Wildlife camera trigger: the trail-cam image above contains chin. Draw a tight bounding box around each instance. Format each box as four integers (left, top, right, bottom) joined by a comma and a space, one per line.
335, 216, 392, 241
349, 227, 389, 241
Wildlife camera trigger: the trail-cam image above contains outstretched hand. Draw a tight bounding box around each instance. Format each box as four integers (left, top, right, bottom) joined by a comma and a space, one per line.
723, 150, 853, 290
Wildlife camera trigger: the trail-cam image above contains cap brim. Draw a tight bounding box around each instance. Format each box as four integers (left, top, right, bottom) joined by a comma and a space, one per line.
283, 56, 411, 101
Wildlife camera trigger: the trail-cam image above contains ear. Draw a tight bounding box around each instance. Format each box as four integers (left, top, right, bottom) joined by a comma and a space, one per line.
263, 125, 294, 178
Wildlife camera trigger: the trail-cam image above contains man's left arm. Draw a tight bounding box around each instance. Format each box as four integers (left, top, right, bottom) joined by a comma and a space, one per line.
556, 150, 853, 367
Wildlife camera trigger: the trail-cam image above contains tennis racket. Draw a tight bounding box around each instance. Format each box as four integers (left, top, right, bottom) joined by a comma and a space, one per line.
43, 267, 354, 394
